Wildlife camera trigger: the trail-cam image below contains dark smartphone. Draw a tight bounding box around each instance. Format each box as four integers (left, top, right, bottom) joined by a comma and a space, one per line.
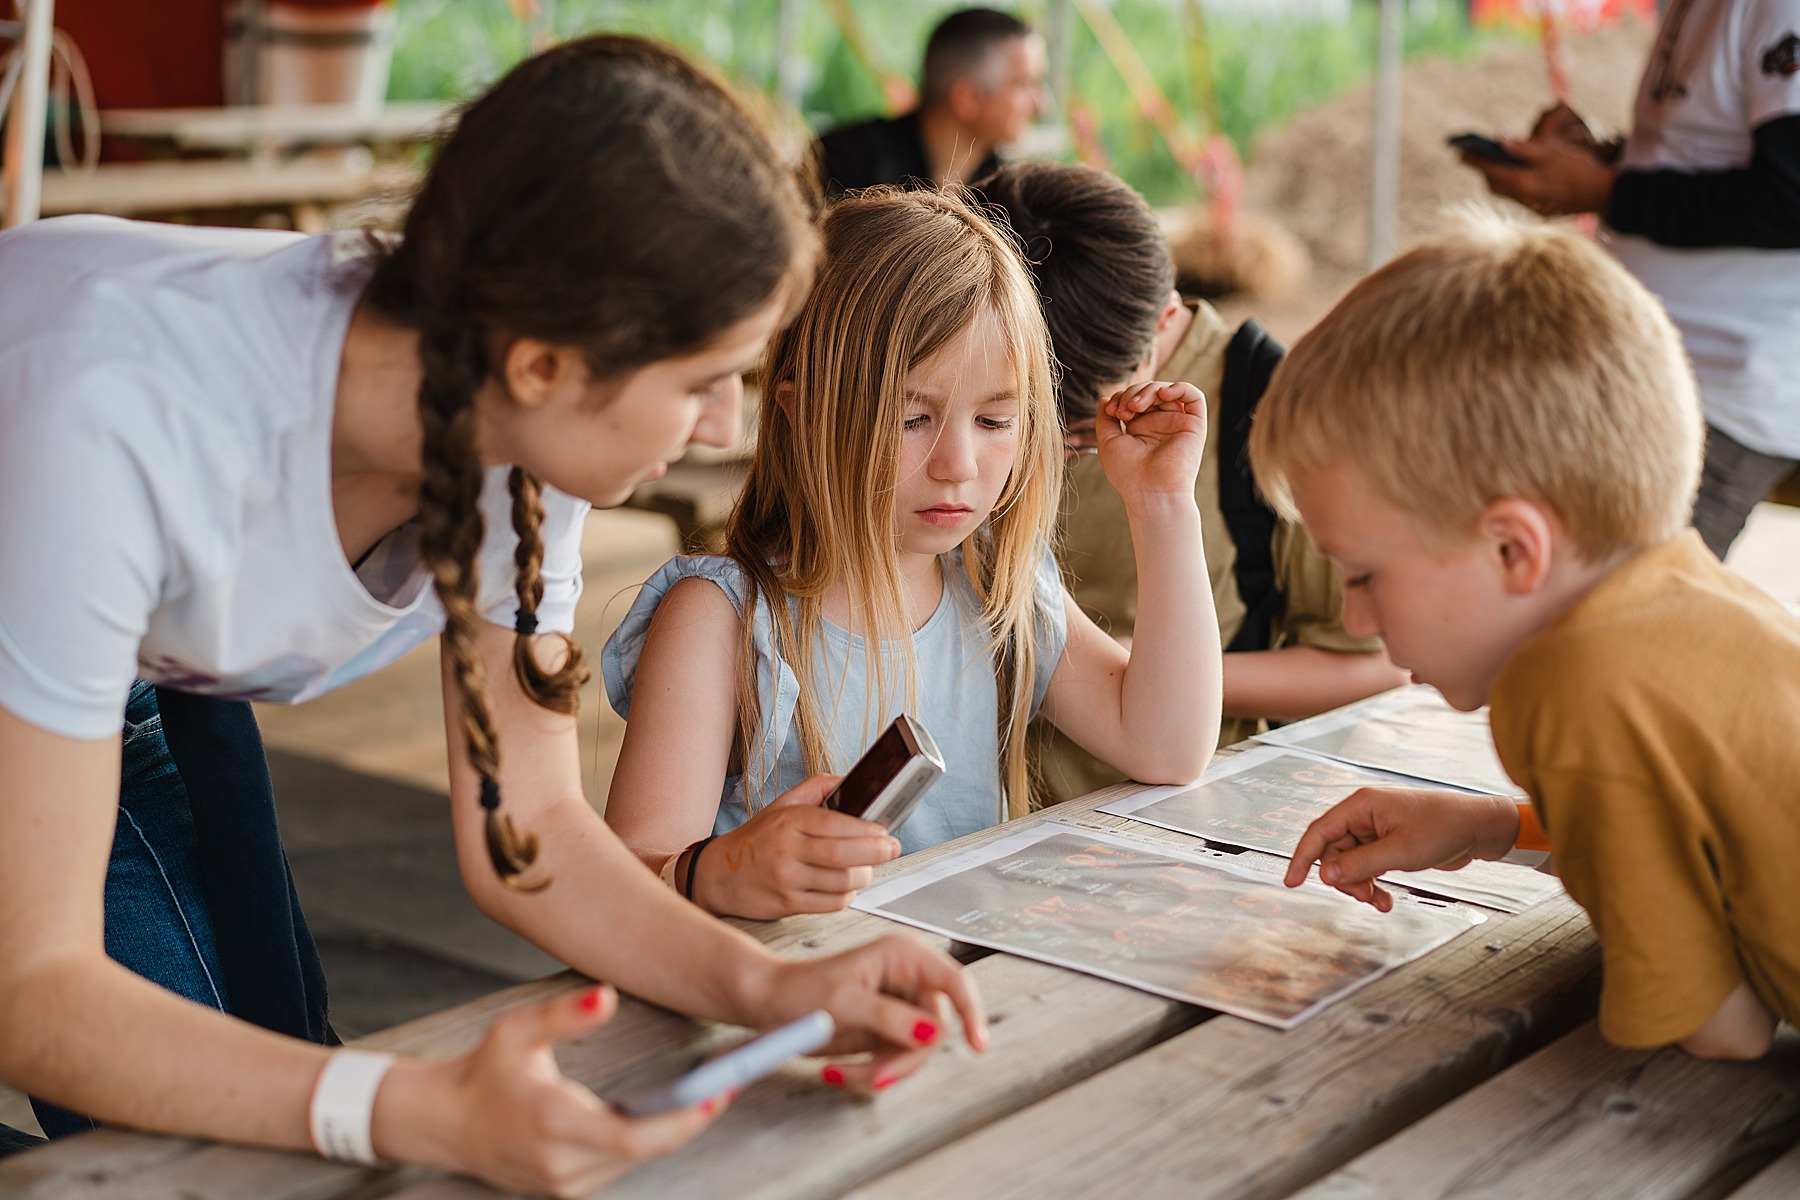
824, 714, 946, 834
1448, 132, 1528, 167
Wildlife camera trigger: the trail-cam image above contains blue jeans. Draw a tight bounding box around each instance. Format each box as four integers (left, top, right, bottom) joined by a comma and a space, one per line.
30, 682, 230, 1139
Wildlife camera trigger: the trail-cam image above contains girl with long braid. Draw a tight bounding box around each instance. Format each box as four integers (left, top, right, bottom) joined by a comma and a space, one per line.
0, 37, 982, 1195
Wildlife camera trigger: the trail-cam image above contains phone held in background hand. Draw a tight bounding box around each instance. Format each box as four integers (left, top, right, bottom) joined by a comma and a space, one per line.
612, 1010, 837, 1116
1448, 132, 1528, 167
825, 714, 946, 835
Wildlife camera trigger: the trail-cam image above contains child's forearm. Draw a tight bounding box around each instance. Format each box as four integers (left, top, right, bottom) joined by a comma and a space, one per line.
1117, 493, 1221, 780
1222, 645, 1408, 721
467, 793, 782, 1029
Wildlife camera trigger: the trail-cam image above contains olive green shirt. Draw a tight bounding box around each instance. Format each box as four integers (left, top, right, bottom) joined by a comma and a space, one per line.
1037, 301, 1383, 804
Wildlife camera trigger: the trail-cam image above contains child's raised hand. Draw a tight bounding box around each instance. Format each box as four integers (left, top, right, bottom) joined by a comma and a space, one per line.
1284, 787, 1523, 910
695, 773, 903, 919
1095, 380, 1207, 508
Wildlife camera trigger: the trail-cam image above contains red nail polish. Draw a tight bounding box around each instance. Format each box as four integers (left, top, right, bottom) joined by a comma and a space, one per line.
699, 1098, 717, 1115
873, 1074, 897, 1091
580, 987, 603, 1013
912, 1020, 938, 1045
821, 1064, 845, 1086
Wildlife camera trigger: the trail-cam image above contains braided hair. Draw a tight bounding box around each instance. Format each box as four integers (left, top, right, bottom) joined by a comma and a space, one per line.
364, 36, 818, 887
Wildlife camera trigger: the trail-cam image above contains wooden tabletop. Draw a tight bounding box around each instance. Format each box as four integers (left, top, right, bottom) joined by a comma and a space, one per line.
4, 783, 1796, 1200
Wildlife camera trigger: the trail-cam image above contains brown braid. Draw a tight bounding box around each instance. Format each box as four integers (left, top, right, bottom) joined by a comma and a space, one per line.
363, 35, 819, 887
508, 466, 588, 713
416, 318, 546, 890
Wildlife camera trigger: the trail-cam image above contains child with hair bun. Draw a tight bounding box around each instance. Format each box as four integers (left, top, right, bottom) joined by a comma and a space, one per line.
604, 187, 1222, 923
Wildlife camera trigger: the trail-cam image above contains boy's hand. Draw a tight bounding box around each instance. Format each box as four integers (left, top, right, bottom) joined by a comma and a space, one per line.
1284, 787, 1522, 911
1096, 381, 1207, 508
695, 774, 902, 919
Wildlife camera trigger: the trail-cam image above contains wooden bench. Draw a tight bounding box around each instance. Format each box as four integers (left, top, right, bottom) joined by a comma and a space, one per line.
3, 782, 1793, 1199
37, 158, 419, 232
99, 102, 454, 156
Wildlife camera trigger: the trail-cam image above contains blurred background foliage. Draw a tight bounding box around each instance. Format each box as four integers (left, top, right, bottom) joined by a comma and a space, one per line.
387, 0, 1505, 207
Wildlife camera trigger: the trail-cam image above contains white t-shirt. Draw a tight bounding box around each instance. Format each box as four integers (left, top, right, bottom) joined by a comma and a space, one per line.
0, 216, 589, 740
1608, 0, 1800, 458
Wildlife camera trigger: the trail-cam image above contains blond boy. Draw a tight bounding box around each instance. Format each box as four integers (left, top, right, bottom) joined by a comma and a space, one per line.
1251, 215, 1800, 1060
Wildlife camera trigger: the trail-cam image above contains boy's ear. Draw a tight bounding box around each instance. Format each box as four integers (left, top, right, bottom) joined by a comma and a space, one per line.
1154, 290, 1185, 334
1480, 498, 1556, 595
501, 337, 580, 410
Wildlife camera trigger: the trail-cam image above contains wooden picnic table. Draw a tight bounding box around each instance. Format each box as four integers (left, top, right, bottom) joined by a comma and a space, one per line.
4, 777, 1796, 1199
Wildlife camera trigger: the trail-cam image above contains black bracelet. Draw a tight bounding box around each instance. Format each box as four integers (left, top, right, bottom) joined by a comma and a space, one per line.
683, 835, 717, 903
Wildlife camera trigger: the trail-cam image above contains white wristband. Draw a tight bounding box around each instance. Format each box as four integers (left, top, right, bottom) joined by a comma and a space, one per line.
658, 850, 683, 890
309, 1049, 396, 1166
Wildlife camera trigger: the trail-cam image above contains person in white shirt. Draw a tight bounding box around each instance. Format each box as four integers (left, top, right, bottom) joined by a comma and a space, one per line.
1458, 0, 1800, 556
0, 36, 982, 1196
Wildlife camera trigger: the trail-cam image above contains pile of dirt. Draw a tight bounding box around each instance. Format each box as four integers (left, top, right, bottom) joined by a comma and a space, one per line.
1240, 19, 1655, 283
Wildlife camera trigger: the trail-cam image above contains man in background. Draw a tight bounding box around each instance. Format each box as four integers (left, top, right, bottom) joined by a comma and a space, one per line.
816, 7, 1046, 195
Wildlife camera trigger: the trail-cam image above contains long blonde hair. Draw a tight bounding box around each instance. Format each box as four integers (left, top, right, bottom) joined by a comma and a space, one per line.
725, 188, 1062, 820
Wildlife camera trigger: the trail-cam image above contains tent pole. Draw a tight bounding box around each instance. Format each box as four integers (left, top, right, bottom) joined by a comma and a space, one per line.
3, 0, 54, 228
775, 0, 805, 115
1047, 0, 1072, 118
1368, 0, 1402, 269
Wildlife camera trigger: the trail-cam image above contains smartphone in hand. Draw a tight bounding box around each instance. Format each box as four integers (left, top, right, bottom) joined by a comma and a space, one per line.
824, 714, 945, 835
1448, 132, 1528, 167
612, 1010, 837, 1116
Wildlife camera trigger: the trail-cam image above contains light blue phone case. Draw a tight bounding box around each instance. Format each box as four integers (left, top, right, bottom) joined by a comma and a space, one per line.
614, 1009, 836, 1116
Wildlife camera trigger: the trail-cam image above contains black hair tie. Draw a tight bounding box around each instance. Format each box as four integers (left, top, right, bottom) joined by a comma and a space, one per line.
479, 778, 502, 811
514, 609, 539, 637
683, 836, 717, 903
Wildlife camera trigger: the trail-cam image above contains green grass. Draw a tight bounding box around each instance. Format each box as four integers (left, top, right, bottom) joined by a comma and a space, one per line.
387, 0, 1503, 207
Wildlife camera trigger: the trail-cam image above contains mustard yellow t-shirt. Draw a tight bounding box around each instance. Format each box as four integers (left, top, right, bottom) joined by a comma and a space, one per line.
1037, 302, 1381, 803
1489, 530, 1800, 1047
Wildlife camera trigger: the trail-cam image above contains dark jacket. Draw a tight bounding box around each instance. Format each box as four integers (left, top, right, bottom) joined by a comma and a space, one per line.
815, 109, 1001, 196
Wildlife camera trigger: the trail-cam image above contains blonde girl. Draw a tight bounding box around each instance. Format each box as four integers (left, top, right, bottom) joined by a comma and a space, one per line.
0, 39, 983, 1196
604, 188, 1223, 927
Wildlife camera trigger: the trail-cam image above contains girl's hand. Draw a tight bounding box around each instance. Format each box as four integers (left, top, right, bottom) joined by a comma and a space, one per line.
695, 774, 902, 919
763, 933, 988, 1095
1095, 381, 1207, 508
1283, 787, 1522, 911
378, 986, 725, 1199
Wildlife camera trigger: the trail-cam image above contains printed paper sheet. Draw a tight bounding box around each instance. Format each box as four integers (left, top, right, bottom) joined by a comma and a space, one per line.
1100, 745, 1562, 913
1256, 685, 1519, 797
855, 824, 1483, 1029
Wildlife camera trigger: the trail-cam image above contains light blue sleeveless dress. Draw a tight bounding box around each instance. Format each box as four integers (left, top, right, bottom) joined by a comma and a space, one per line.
603, 548, 1069, 854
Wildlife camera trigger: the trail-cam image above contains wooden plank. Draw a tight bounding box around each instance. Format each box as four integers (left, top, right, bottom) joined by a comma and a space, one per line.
1725, 1140, 1800, 1200
100, 102, 453, 150
850, 896, 1599, 1200
0, 1129, 372, 1200
382, 951, 1207, 1200
38, 160, 418, 218
1289, 1023, 1800, 1200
